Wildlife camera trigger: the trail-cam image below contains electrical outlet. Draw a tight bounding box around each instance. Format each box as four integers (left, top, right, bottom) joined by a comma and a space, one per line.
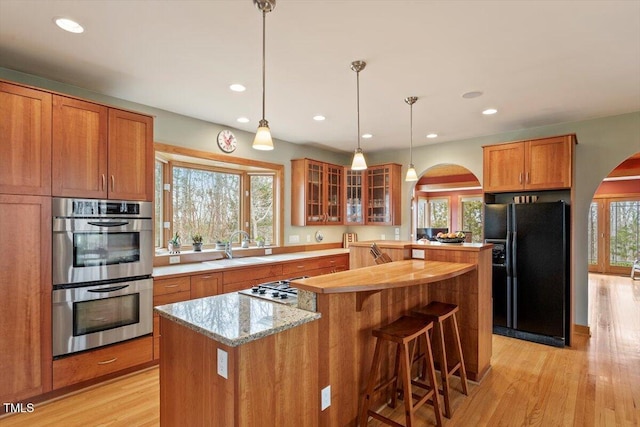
169, 256, 180, 264
380, 234, 385, 240
265, 248, 272, 255
395, 227, 400, 235
412, 249, 425, 259
217, 348, 228, 379
306, 234, 311, 242
321, 385, 331, 410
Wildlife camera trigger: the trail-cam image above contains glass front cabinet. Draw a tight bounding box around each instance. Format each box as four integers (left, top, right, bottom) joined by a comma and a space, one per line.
343, 163, 401, 226
291, 159, 343, 226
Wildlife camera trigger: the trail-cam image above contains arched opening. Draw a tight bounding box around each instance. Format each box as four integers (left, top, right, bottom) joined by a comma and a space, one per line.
410, 164, 482, 242
587, 152, 640, 275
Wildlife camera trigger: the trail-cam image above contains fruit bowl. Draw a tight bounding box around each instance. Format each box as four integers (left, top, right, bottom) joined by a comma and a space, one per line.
436, 237, 465, 244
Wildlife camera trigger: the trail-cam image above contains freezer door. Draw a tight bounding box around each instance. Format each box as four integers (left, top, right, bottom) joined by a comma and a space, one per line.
492, 264, 511, 328
512, 202, 567, 339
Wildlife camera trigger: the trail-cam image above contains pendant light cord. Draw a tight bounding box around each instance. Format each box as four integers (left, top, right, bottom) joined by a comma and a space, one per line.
356, 70, 361, 150
261, 10, 266, 122
409, 101, 413, 163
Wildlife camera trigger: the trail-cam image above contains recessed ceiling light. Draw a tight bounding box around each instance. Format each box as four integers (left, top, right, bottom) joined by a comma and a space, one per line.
236, 117, 250, 123
229, 84, 246, 92
462, 91, 483, 99
482, 108, 498, 115
313, 115, 326, 121
426, 133, 438, 139
54, 17, 84, 34
362, 133, 373, 139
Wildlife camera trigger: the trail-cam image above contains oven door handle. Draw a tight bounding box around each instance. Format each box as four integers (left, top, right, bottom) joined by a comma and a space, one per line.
87, 221, 130, 228
87, 285, 129, 293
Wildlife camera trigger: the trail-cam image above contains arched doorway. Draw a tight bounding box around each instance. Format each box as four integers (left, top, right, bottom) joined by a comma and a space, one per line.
587, 152, 640, 275
411, 164, 483, 242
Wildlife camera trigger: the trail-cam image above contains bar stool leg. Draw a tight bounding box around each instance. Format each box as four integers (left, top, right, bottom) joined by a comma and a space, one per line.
423, 330, 443, 426
452, 312, 469, 395
390, 345, 401, 408
359, 338, 382, 427
399, 341, 415, 427
434, 320, 452, 418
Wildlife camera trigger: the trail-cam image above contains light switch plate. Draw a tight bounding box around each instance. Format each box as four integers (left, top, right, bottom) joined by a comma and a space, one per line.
217, 348, 228, 379
169, 256, 180, 264
289, 235, 300, 243
265, 248, 272, 255
321, 385, 331, 410
412, 249, 425, 259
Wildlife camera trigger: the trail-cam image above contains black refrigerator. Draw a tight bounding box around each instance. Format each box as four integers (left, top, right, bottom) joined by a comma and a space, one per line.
484, 201, 570, 347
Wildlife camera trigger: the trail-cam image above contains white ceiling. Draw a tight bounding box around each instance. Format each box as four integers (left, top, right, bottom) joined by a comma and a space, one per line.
1, 0, 639, 154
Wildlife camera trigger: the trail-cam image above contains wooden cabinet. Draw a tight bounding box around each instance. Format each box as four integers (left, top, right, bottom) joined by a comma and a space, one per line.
52, 95, 108, 198
222, 264, 283, 294
153, 276, 191, 307
0, 82, 52, 196
52, 100, 153, 200
190, 272, 222, 299
282, 254, 349, 277
344, 168, 364, 225
53, 336, 153, 389
365, 163, 402, 225
107, 109, 154, 201
483, 135, 575, 192
291, 158, 343, 225
0, 195, 52, 403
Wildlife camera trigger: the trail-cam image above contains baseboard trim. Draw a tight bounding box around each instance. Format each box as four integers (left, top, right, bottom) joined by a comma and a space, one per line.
573, 324, 591, 337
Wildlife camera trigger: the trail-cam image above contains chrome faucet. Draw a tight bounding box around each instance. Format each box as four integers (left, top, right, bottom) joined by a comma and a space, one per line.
225, 230, 250, 259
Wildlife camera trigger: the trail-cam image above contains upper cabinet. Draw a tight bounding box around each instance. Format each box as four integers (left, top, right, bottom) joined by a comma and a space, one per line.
52, 96, 154, 201
291, 158, 343, 226
0, 82, 52, 196
483, 135, 575, 193
106, 109, 154, 201
365, 163, 401, 225
344, 168, 364, 225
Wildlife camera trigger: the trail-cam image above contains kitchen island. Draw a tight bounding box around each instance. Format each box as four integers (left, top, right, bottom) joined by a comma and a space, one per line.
156, 242, 490, 426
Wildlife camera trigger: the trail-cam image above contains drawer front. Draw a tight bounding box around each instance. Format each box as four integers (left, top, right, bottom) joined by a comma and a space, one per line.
223, 264, 282, 285
222, 279, 257, 294
153, 276, 190, 296
53, 336, 153, 389
154, 290, 191, 309
282, 255, 348, 276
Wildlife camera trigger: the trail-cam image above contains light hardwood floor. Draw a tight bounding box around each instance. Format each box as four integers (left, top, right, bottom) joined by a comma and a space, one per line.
1, 274, 638, 426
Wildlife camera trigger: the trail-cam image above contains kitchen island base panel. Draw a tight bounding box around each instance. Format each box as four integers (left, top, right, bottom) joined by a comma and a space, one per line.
159, 317, 319, 427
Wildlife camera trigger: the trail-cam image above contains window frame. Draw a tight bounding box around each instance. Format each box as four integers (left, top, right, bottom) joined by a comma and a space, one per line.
154, 142, 284, 254
457, 194, 483, 243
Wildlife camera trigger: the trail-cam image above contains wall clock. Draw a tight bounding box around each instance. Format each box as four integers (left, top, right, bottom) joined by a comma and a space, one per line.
217, 130, 237, 153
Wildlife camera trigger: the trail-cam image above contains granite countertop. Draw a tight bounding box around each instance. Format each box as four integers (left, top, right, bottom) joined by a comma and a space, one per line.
153, 248, 349, 278
155, 293, 321, 347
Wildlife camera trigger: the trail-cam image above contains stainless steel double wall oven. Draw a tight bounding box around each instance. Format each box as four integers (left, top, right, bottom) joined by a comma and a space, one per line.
52, 198, 154, 357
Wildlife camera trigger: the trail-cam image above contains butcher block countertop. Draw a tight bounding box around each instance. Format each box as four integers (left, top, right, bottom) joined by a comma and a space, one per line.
348, 240, 491, 251
291, 259, 476, 294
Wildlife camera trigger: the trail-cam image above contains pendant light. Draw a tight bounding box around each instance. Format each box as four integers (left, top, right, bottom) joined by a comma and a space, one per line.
405, 96, 418, 181
350, 60, 368, 170
252, 0, 276, 150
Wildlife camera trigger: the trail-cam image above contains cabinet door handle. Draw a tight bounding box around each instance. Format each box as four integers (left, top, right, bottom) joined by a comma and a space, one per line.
201, 275, 212, 279
526, 172, 530, 183
111, 175, 115, 191
101, 174, 106, 191
164, 284, 179, 288
519, 172, 523, 184
97, 357, 117, 365
297, 265, 304, 269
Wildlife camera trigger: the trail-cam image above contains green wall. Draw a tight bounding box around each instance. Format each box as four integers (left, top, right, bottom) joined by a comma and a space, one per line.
2, 66, 639, 329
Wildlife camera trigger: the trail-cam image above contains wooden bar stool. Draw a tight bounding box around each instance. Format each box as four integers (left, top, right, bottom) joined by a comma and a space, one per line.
412, 302, 469, 418
359, 315, 443, 427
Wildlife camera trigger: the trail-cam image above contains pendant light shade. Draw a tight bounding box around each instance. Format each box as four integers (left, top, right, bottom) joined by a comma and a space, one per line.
405, 96, 418, 182
350, 60, 368, 170
252, 0, 276, 151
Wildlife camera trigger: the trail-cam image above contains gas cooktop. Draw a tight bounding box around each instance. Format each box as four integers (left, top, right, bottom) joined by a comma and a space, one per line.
237, 277, 308, 306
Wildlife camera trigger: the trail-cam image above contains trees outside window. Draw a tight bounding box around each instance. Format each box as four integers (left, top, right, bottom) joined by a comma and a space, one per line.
154, 146, 282, 251
428, 198, 449, 228
172, 166, 240, 244
460, 196, 483, 243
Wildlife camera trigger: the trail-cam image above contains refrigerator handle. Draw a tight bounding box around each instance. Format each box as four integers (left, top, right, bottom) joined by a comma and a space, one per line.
511, 231, 518, 329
